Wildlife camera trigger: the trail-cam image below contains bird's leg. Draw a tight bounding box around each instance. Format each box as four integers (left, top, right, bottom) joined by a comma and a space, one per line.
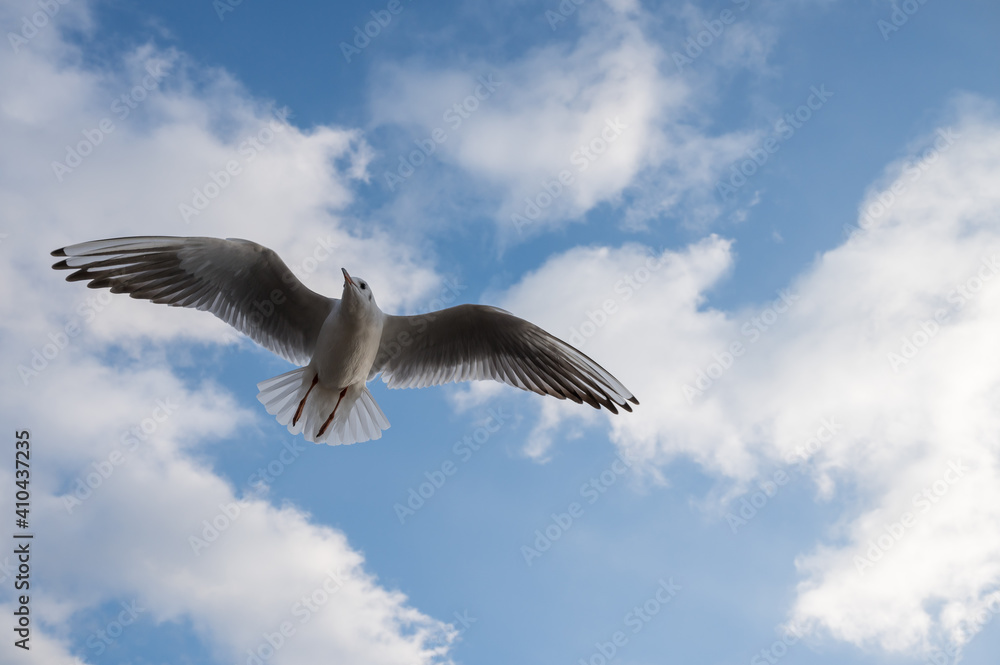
317, 387, 349, 438
293, 374, 319, 426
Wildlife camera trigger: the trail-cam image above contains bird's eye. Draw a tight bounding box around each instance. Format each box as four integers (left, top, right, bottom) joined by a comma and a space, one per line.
360, 283, 366, 290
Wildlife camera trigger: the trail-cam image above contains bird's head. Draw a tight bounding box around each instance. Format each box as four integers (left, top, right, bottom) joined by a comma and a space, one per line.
341, 268, 377, 311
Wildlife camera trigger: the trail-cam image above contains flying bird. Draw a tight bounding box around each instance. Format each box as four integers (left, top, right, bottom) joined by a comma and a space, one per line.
51, 236, 638, 445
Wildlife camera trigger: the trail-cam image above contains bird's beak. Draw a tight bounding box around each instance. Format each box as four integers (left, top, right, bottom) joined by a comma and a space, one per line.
341, 268, 355, 287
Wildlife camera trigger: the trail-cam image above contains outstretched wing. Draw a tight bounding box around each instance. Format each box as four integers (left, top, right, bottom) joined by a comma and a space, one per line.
52, 236, 334, 365
371, 304, 637, 413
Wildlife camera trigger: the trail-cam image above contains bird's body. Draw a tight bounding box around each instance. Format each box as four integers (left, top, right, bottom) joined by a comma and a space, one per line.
313, 284, 383, 388
52, 236, 638, 445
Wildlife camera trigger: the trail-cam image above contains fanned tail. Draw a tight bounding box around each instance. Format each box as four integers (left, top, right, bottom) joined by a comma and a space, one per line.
257, 367, 390, 445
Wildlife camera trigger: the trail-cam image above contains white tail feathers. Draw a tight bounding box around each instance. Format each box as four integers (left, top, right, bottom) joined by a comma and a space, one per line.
257, 366, 390, 445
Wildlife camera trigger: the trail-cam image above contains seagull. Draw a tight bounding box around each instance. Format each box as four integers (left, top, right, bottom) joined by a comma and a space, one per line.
51, 236, 638, 445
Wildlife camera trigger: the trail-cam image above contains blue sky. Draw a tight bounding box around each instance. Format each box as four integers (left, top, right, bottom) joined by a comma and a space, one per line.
2, 1, 1000, 664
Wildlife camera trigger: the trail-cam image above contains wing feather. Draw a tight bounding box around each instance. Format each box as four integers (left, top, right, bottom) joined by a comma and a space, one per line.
371, 304, 637, 412
52, 235, 334, 365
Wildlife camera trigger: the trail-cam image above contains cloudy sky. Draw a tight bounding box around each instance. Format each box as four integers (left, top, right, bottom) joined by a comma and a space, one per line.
2, 0, 1000, 663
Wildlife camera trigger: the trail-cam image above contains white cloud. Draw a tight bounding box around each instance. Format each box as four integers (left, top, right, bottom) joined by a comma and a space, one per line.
2, 361, 456, 665
0, 5, 441, 354
5, 0, 998, 662
485, 97, 1000, 658
0, 2, 455, 662
368, 0, 758, 237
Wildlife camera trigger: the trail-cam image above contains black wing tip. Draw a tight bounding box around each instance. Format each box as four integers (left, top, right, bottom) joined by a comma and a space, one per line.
604, 394, 638, 414
51, 247, 67, 258
602, 397, 639, 415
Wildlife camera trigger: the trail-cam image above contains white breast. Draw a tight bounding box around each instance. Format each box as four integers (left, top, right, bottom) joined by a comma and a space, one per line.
312, 302, 383, 388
